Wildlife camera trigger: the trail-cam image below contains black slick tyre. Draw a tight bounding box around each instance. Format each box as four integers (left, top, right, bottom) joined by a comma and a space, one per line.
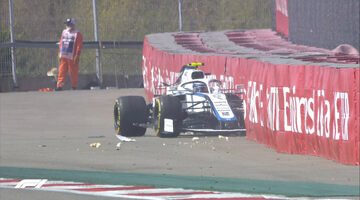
114, 96, 147, 137
154, 96, 182, 138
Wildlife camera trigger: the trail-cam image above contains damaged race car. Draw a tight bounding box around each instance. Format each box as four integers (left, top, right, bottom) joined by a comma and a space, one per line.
113, 63, 246, 138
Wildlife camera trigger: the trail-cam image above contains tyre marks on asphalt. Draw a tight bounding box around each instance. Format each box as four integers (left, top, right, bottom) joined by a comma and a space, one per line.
0, 178, 287, 200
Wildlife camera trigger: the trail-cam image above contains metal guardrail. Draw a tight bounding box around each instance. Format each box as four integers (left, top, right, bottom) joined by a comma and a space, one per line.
0, 40, 143, 49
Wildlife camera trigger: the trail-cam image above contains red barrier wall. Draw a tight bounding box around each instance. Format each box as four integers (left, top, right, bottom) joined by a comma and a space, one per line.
142, 37, 360, 165
275, 0, 289, 38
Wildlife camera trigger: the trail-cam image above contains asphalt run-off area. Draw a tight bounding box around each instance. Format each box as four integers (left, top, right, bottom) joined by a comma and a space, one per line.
0, 89, 359, 199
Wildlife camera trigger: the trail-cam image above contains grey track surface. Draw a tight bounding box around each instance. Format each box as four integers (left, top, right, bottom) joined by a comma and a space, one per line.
0, 89, 359, 198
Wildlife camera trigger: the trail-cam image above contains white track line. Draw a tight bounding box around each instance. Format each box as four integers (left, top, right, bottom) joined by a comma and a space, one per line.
1, 178, 349, 200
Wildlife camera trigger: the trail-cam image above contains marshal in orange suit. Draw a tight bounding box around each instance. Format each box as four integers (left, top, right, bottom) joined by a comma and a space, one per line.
56, 18, 83, 91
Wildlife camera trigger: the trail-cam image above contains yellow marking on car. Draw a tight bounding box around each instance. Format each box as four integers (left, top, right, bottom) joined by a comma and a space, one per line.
114, 100, 118, 125
115, 100, 121, 135
187, 62, 204, 66
187, 63, 204, 70
155, 99, 161, 136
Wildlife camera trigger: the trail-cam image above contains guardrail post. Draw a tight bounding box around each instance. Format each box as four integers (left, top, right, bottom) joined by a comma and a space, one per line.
9, 0, 18, 88
92, 0, 102, 87
178, 0, 183, 32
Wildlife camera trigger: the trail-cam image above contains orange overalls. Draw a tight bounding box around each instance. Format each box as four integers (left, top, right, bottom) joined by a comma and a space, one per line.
57, 29, 83, 89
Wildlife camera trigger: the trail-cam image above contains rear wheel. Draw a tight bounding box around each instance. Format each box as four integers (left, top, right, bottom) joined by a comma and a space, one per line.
114, 96, 147, 137
154, 96, 182, 138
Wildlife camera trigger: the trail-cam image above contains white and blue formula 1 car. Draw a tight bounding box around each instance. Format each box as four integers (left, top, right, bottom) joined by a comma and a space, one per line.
114, 63, 246, 138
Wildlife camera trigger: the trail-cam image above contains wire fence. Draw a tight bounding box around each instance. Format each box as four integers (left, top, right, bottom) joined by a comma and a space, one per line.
0, 0, 272, 86
0, 2, 11, 76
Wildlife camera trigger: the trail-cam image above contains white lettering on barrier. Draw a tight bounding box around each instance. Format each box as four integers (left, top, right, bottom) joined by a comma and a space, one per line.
290, 86, 297, 133
246, 81, 350, 141
143, 57, 181, 97
150, 65, 155, 93
305, 90, 315, 134
266, 87, 280, 131
283, 87, 292, 132
170, 71, 179, 85
142, 56, 148, 89
296, 96, 307, 134
248, 81, 258, 124
220, 75, 234, 92
333, 92, 349, 141
316, 90, 331, 138
259, 84, 264, 127
247, 81, 265, 126
157, 67, 164, 94
341, 93, 349, 141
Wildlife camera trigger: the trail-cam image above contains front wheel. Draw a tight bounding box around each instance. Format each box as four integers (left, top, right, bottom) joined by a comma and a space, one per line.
153, 96, 182, 138
114, 96, 147, 137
